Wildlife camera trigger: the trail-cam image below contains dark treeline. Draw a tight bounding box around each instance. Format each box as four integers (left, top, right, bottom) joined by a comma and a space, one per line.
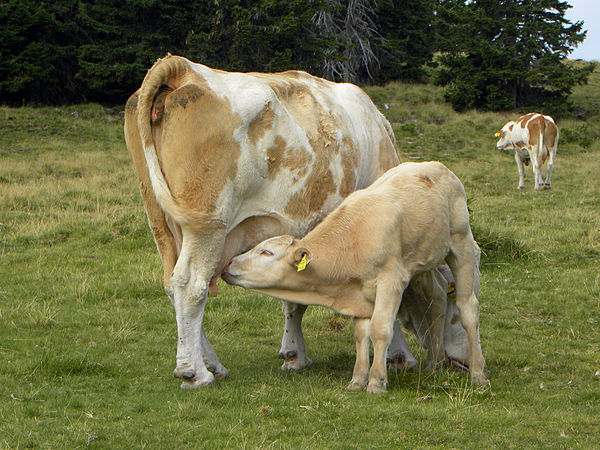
0, 0, 594, 112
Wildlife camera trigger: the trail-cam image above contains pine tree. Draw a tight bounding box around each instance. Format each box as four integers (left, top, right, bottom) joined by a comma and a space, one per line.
372, 0, 436, 83
435, 0, 594, 112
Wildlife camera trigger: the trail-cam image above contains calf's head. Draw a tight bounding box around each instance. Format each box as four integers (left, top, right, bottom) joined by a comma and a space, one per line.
495, 121, 514, 150
222, 235, 312, 291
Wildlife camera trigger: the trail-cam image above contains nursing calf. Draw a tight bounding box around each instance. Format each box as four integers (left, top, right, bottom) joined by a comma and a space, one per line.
224, 161, 488, 393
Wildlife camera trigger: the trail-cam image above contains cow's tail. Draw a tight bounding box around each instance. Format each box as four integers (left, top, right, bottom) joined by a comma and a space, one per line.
136, 54, 225, 231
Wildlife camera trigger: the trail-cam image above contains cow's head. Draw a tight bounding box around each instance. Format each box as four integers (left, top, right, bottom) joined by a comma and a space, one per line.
222, 235, 313, 291
495, 121, 515, 150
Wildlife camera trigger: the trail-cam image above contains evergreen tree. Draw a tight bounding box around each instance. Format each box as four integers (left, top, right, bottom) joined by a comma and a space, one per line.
372, 0, 436, 83
435, 0, 594, 112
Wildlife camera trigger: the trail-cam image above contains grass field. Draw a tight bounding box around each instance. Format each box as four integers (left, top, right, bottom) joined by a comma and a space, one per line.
1, 68, 599, 448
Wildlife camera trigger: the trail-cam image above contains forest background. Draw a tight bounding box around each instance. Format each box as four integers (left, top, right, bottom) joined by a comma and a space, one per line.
0, 0, 596, 114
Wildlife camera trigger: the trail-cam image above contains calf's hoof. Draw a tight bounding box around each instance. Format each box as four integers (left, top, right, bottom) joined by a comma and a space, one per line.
543, 184, 552, 190
347, 379, 367, 391
517, 185, 525, 190
279, 350, 312, 371
366, 379, 387, 394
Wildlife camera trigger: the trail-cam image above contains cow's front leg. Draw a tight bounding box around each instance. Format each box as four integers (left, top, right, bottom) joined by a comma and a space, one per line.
348, 317, 370, 391
279, 301, 312, 370
172, 228, 226, 389
367, 277, 405, 394
514, 152, 526, 189
387, 320, 418, 370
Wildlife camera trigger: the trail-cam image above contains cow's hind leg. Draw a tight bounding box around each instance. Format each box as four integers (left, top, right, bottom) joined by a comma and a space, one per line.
348, 317, 370, 391
446, 237, 488, 386
530, 153, 544, 190
419, 271, 446, 372
387, 320, 418, 370
279, 301, 312, 370
544, 148, 556, 189
172, 228, 226, 389
201, 328, 229, 380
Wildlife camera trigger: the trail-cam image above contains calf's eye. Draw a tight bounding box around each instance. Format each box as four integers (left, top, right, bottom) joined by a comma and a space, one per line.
260, 250, 274, 256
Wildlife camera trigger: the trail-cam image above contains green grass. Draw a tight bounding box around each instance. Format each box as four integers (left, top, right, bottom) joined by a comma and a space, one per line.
1, 69, 599, 447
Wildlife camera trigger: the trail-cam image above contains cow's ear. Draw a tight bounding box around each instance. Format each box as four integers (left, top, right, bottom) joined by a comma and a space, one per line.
494, 131, 501, 137
293, 248, 312, 272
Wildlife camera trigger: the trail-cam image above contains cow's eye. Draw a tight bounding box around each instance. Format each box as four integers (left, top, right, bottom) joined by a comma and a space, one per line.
260, 249, 274, 256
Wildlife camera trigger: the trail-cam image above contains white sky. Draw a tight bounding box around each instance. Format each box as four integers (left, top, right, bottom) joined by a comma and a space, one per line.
565, 0, 599, 61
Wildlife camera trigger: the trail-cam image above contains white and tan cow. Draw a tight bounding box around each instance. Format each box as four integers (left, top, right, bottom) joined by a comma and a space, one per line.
224, 161, 489, 393
124, 54, 404, 388
495, 113, 559, 190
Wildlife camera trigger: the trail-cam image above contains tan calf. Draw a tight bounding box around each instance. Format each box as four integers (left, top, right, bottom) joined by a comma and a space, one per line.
224, 161, 489, 393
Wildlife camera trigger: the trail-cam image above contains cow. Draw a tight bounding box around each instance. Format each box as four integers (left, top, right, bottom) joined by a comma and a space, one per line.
124, 54, 409, 389
223, 161, 489, 393
495, 113, 559, 190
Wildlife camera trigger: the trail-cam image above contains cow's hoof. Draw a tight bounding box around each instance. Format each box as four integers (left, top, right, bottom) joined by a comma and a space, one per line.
180, 374, 216, 390
206, 364, 229, 381
347, 379, 367, 391
543, 184, 552, 190
174, 365, 196, 380
279, 350, 312, 371
388, 358, 418, 372
366, 381, 387, 394
471, 372, 490, 387
280, 357, 312, 371
517, 185, 525, 190
425, 360, 444, 373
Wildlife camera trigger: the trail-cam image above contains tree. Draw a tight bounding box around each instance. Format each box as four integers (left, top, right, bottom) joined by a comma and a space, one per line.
435, 0, 594, 112
372, 0, 436, 83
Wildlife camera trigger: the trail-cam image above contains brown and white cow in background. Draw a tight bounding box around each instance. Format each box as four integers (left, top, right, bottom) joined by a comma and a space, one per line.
125, 54, 411, 388
495, 113, 559, 190
224, 162, 489, 393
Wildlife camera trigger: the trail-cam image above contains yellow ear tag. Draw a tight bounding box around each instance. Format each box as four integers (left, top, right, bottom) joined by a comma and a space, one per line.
297, 254, 308, 272
494, 132, 501, 137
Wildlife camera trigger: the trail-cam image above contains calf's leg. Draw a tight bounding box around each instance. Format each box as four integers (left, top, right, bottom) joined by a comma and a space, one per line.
446, 239, 488, 386
367, 276, 406, 394
348, 317, 370, 391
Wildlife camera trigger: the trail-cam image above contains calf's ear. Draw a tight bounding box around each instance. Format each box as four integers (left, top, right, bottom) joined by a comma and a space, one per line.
292, 248, 312, 271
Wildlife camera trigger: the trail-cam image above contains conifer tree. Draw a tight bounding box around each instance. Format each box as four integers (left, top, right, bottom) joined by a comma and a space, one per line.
435, 0, 594, 112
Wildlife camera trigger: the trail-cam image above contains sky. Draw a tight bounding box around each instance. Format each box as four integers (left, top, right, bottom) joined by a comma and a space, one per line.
565, 0, 599, 61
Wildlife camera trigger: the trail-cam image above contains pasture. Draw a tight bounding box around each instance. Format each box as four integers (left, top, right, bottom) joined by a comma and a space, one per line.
1, 69, 599, 447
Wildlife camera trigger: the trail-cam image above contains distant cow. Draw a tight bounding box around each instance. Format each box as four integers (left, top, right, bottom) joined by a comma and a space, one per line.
495, 113, 559, 190
124, 54, 408, 388
224, 162, 489, 393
